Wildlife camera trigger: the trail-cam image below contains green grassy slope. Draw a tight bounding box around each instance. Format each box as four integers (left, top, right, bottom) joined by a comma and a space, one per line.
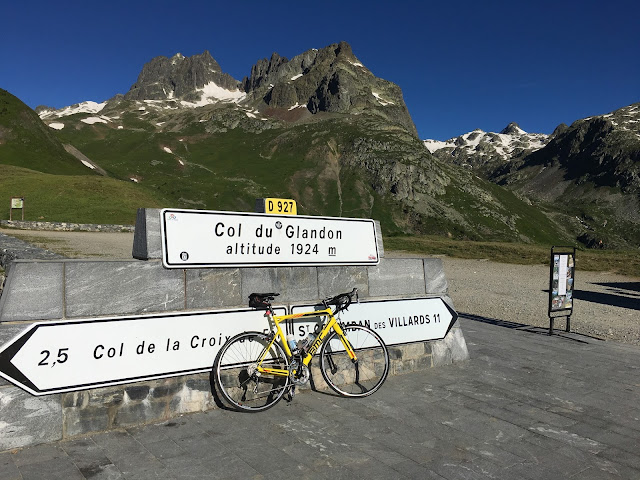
44, 105, 573, 243
49, 113, 380, 216
0, 89, 93, 175
0, 164, 165, 224
1, 88, 575, 244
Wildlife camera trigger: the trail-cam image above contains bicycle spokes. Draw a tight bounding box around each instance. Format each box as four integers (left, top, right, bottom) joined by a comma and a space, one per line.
214, 332, 290, 412
319, 325, 389, 397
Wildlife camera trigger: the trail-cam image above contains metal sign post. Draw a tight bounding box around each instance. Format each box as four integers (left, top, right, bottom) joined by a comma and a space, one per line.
548, 246, 576, 335
10, 196, 24, 221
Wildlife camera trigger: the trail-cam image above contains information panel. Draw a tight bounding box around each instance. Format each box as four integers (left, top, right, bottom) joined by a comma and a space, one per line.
161, 209, 379, 268
9, 196, 24, 221
0, 307, 285, 396
548, 246, 576, 314
290, 297, 458, 347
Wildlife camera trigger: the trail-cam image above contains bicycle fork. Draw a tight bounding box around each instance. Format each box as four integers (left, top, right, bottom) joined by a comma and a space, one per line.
324, 323, 359, 373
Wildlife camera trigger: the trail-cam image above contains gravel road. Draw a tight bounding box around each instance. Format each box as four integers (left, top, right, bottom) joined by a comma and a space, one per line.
441, 257, 639, 345
2, 228, 638, 345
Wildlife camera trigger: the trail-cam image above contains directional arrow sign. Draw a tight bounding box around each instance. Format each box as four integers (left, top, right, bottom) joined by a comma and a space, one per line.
290, 297, 458, 346
0, 308, 285, 396
0, 298, 458, 396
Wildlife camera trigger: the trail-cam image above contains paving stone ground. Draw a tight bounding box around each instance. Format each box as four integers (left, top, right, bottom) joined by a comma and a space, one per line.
2, 316, 639, 480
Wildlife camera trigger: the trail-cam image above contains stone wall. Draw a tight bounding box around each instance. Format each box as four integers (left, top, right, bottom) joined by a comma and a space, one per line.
0, 209, 468, 450
0, 220, 134, 233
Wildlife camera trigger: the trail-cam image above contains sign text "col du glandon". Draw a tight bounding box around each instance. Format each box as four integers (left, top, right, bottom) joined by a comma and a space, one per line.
161, 209, 380, 268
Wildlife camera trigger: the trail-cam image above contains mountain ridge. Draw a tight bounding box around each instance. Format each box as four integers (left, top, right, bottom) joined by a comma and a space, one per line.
40, 42, 418, 137
423, 123, 550, 176
425, 102, 640, 248
3, 44, 638, 247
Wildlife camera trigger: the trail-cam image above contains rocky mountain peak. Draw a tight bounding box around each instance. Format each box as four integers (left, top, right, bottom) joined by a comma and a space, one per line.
124, 51, 241, 102
500, 122, 524, 135
241, 52, 289, 92
551, 123, 569, 137
424, 123, 549, 174
242, 41, 417, 135
521, 111, 640, 194
36, 42, 419, 136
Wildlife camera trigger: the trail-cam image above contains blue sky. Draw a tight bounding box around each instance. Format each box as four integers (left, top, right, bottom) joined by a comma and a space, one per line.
2, 0, 638, 140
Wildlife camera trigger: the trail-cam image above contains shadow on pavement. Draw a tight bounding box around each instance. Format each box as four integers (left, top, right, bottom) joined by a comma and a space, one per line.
573, 288, 640, 311
542, 283, 640, 311
460, 312, 599, 344
459, 312, 531, 330
594, 281, 640, 293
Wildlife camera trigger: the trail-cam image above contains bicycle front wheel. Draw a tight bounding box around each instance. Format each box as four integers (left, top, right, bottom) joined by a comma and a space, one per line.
319, 325, 389, 397
214, 331, 290, 412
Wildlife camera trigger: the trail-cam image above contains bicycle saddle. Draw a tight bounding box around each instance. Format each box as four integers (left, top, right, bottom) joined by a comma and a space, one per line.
248, 292, 280, 309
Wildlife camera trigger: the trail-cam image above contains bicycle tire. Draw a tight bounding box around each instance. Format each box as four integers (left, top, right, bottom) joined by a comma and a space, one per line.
214, 331, 290, 412
319, 324, 389, 397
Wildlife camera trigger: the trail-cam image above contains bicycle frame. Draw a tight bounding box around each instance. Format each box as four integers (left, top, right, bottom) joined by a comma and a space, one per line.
256, 307, 357, 377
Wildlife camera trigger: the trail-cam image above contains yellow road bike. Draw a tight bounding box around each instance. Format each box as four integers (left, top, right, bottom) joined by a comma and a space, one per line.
213, 288, 389, 412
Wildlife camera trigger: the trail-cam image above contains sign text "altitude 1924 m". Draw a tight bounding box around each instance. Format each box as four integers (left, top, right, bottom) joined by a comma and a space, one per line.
161, 209, 380, 268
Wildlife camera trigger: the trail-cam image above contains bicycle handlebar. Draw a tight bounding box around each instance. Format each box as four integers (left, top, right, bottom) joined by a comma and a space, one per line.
248, 289, 358, 313
323, 288, 358, 314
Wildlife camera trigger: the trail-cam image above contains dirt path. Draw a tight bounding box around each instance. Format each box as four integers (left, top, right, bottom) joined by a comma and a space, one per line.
2, 228, 638, 345
0, 228, 135, 259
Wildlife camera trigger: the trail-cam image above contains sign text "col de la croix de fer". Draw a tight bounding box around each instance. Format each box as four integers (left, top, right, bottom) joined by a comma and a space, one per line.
161, 209, 380, 268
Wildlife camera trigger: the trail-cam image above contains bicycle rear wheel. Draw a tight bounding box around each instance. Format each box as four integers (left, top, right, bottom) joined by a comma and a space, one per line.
319, 325, 389, 397
214, 331, 290, 412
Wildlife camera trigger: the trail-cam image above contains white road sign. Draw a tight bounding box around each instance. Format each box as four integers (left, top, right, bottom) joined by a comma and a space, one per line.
290, 297, 457, 346
160, 208, 380, 268
0, 308, 284, 396
0, 298, 457, 396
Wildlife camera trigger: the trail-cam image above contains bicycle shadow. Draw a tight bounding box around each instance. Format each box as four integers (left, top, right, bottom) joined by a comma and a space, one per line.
208, 369, 234, 411
308, 371, 339, 397
208, 366, 299, 408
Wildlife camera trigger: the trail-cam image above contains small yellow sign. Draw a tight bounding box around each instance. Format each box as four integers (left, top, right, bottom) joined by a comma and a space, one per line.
256, 198, 297, 215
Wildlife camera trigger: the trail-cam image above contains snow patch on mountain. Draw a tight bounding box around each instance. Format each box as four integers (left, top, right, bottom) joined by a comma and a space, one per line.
81, 116, 109, 125
180, 81, 246, 108
372, 92, 394, 106
424, 124, 549, 162
39, 81, 245, 121
39, 101, 106, 119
